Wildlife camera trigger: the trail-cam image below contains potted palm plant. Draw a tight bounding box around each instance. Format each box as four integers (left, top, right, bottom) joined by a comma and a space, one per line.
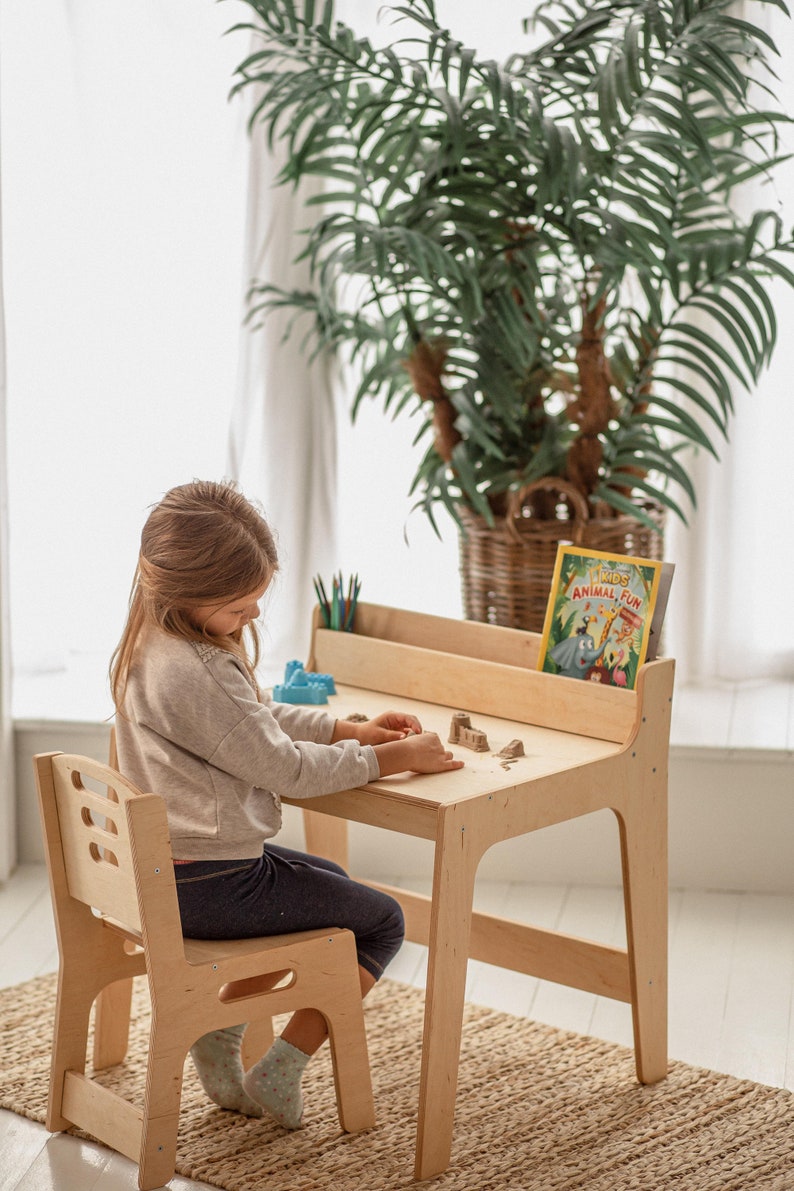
230, 0, 794, 629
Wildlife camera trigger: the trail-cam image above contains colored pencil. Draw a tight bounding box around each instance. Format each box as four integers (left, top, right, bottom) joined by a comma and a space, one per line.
314, 571, 360, 631
313, 576, 331, 627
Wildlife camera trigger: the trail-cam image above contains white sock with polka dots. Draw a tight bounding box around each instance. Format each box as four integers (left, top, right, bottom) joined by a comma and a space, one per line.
242, 1035, 310, 1129
189, 1024, 265, 1117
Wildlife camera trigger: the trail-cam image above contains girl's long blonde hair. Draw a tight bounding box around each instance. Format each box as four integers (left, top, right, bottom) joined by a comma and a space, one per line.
110, 480, 279, 710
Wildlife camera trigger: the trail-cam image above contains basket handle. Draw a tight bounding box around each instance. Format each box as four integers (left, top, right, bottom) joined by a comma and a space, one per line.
504, 477, 590, 544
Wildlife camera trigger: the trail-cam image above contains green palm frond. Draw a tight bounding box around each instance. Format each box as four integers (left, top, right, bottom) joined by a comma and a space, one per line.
231, 0, 794, 525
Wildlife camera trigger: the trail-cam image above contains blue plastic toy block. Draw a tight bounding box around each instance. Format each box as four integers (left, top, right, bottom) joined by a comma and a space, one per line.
273, 660, 336, 704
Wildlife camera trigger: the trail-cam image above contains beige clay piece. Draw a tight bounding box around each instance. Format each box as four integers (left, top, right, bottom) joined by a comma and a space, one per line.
448, 711, 490, 752
497, 739, 525, 759
344, 712, 368, 722
496, 738, 526, 769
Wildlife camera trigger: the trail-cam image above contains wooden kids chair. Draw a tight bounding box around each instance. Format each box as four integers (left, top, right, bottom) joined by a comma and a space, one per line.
33, 752, 375, 1191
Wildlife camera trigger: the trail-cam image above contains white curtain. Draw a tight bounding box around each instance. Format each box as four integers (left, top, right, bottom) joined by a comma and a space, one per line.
225, 98, 339, 677
222, 1, 473, 670
665, 2, 794, 684
224, 0, 514, 656
0, 140, 16, 880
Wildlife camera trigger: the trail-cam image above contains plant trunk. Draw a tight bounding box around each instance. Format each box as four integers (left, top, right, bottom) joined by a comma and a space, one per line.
403, 337, 461, 463
566, 290, 616, 500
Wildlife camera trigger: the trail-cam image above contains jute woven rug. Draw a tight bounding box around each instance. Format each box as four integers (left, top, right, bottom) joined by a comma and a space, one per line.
2, 974, 793, 1191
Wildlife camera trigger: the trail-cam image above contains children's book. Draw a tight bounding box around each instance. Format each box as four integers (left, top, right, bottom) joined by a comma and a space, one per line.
537, 546, 673, 689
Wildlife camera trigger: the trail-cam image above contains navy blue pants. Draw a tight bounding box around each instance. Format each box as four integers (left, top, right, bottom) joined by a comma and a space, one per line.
174, 843, 405, 982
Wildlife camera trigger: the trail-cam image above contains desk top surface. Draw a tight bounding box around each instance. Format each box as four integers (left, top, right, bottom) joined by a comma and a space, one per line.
321, 682, 623, 810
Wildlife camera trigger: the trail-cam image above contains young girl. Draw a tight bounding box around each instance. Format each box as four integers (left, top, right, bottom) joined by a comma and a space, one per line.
110, 479, 464, 1129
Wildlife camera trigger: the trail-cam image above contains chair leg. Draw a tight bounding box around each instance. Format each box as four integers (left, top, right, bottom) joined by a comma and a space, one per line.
47, 969, 98, 1131
93, 977, 135, 1069
321, 941, 376, 1133
326, 1005, 376, 1133
617, 801, 668, 1084
137, 1036, 187, 1191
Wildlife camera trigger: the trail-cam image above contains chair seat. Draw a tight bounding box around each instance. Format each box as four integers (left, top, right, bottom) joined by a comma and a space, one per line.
182, 926, 347, 965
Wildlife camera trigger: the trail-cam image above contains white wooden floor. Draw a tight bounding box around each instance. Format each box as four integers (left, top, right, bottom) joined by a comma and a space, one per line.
2, 864, 793, 1190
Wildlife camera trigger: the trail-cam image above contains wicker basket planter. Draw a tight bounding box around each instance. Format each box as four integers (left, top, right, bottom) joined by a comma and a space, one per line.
459, 479, 665, 633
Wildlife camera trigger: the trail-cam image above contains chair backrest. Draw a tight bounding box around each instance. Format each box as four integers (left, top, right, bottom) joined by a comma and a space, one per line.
34, 752, 181, 952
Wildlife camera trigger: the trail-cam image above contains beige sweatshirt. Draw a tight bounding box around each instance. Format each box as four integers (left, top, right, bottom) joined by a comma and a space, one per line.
114, 630, 379, 860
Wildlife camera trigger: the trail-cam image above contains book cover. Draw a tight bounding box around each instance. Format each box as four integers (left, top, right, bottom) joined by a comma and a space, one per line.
537, 546, 668, 689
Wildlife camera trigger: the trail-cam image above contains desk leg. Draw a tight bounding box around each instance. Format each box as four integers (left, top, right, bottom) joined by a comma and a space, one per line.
302, 808, 349, 871
617, 796, 668, 1084
414, 806, 478, 1181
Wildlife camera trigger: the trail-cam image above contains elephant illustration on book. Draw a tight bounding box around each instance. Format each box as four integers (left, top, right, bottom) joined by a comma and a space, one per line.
548, 631, 608, 679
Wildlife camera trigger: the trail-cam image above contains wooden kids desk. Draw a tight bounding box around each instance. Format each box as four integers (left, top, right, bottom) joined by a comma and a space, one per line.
290, 602, 675, 1181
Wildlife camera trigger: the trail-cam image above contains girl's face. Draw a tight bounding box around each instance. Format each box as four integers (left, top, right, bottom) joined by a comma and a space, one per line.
189, 582, 270, 637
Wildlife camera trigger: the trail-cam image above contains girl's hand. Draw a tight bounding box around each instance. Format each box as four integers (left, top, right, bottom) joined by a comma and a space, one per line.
374, 731, 465, 777
332, 710, 422, 746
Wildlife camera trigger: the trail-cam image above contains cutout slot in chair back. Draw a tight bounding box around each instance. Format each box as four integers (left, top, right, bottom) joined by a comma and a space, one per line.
49, 753, 147, 935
